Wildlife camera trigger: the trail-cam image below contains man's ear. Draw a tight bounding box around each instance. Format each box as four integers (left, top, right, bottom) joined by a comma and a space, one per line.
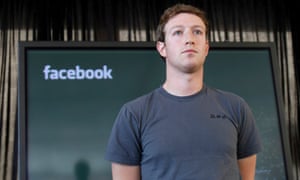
204, 40, 210, 57
156, 41, 166, 58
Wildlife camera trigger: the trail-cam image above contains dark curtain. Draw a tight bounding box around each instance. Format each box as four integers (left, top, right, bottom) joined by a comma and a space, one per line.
0, 0, 299, 179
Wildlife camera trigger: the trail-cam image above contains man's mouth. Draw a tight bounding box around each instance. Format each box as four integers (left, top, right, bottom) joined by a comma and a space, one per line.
182, 49, 198, 54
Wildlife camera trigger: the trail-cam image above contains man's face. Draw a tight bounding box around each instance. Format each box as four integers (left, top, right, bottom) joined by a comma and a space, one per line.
157, 13, 209, 73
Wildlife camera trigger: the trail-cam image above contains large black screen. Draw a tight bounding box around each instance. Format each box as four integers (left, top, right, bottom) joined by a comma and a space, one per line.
18, 41, 290, 180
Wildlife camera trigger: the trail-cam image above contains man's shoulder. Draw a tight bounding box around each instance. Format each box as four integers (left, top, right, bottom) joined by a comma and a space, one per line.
205, 85, 247, 104
124, 87, 161, 108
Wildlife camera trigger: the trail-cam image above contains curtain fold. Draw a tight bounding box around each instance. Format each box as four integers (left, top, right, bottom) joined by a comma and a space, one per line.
0, 0, 299, 179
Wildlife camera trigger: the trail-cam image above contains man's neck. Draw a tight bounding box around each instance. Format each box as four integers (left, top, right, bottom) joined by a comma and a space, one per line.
163, 73, 204, 97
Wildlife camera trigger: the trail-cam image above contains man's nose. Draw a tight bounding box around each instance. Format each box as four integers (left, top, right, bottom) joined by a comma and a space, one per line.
185, 40, 195, 45
185, 31, 195, 45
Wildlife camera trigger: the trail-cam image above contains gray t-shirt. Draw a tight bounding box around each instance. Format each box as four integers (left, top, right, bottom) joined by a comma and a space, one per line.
105, 85, 262, 180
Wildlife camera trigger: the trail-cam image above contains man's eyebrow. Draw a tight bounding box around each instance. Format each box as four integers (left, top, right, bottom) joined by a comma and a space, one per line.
169, 25, 184, 29
169, 25, 205, 29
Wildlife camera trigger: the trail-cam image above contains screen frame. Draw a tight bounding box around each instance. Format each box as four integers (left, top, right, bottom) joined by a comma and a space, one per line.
18, 41, 292, 180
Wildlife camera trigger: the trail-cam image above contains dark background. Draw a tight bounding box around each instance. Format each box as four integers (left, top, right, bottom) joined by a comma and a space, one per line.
0, 0, 299, 179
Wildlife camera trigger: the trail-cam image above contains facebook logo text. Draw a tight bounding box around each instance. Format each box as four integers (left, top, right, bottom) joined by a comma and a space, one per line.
43, 65, 113, 80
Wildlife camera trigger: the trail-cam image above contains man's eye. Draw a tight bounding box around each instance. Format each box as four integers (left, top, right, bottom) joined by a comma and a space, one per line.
194, 30, 202, 35
173, 30, 182, 35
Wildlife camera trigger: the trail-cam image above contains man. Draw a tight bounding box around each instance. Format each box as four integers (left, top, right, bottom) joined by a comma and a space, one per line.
105, 3, 262, 180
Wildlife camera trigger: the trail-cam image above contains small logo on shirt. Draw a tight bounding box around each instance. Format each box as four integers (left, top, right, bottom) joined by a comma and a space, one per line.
210, 114, 228, 119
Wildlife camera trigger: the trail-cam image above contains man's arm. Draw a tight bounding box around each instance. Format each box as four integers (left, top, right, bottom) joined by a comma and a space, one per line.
238, 154, 257, 180
111, 162, 141, 180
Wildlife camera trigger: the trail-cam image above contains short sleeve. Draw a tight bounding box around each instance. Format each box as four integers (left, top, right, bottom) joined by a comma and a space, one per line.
237, 99, 263, 159
105, 105, 142, 165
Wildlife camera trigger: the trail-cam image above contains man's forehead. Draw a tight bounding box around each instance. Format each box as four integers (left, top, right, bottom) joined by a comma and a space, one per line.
165, 13, 205, 30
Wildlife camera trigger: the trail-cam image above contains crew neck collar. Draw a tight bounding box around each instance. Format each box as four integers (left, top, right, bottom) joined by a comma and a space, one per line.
158, 84, 207, 101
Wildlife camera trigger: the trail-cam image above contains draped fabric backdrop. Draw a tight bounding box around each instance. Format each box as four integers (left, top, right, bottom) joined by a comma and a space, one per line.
0, 0, 299, 179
